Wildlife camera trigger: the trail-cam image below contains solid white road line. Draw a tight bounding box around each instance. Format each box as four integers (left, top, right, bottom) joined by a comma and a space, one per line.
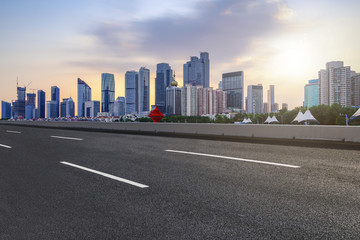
51, 136, 83, 141
60, 161, 149, 188
165, 150, 301, 169
0, 144, 12, 149
6, 130, 21, 134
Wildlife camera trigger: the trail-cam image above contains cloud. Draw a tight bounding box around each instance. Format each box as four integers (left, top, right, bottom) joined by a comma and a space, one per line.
69, 0, 296, 75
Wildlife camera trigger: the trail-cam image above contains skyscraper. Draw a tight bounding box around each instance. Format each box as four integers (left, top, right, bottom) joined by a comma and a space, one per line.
77, 78, 92, 117
319, 61, 352, 107
304, 79, 319, 108
247, 84, 263, 114
51, 86, 60, 117
85, 101, 100, 118
37, 90, 45, 118
181, 85, 199, 116
138, 67, 150, 113
101, 73, 115, 113
12, 86, 26, 118
267, 85, 275, 112
155, 63, 173, 113
25, 93, 36, 119
222, 71, 244, 111
166, 79, 182, 116
183, 52, 210, 87
60, 98, 75, 117
1, 101, 12, 119
46, 100, 58, 118
114, 97, 125, 116
351, 74, 360, 106
125, 71, 138, 114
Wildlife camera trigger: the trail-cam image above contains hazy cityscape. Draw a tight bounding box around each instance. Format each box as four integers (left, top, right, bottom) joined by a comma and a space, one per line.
1, 53, 360, 124
1, 1, 360, 239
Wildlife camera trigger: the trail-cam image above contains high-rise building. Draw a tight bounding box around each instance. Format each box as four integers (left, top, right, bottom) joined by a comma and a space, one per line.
181, 85, 199, 116
166, 80, 182, 115
125, 71, 138, 114
304, 79, 319, 108
218, 81, 223, 90
51, 86, 60, 117
85, 101, 100, 118
222, 71, 244, 111
138, 67, 150, 113
263, 102, 269, 114
247, 84, 263, 114
46, 100, 58, 118
12, 86, 26, 118
273, 103, 279, 112
155, 63, 173, 113
114, 97, 125, 116
37, 90, 45, 118
183, 52, 210, 88
282, 103, 288, 110
351, 74, 360, 106
77, 78, 92, 117
267, 85, 275, 112
319, 61, 352, 107
216, 90, 227, 114
60, 98, 75, 117
1, 101, 12, 119
25, 93, 36, 119
101, 73, 115, 113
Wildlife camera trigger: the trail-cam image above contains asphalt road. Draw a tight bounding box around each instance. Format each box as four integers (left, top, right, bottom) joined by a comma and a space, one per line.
0, 125, 359, 239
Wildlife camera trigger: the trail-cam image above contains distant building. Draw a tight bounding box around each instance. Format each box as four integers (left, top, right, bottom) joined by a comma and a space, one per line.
263, 102, 269, 114
218, 81, 222, 90
222, 71, 244, 110
166, 79, 182, 115
51, 86, 60, 118
46, 100, 58, 118
25, 93, 36, 119
304, 79, 319, 108
183, 52, 210, 88
77, 78, 92, 117
247, 84, 263, 114
60, 97, 75, 117
282, 103, 288, 110
125, 71, 138, 114
101, 73, 115, 113
85, 101, 100, 118
114, 97, 125, 116
1, 101, 12, 119
138, 67, 150, 113
37, 90, 45, 118
319, 61, 352, 107
12, 86, 26, 118
155, 63, 173, 113
273, 103, 279, 112
181, 85, 199, 116
351, 74, 360, 106
267, 85, 275, 112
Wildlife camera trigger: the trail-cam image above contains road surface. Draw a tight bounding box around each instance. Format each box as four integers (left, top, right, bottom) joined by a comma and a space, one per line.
0, 125, 359, 239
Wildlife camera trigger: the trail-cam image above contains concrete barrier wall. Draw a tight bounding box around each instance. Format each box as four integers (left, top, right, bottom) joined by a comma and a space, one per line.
2, 121, 360, 143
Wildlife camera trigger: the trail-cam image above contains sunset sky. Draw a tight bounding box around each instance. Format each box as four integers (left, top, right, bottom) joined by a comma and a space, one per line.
1, 0, 359, 114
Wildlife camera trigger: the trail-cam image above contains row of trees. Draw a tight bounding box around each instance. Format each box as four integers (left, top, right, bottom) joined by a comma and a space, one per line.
136, 104, 359, 125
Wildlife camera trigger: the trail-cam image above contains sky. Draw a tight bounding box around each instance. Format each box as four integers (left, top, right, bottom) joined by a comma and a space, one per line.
1, 0, 360, 114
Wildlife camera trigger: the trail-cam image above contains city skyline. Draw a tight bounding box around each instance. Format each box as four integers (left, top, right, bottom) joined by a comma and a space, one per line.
1, 0, 360, 110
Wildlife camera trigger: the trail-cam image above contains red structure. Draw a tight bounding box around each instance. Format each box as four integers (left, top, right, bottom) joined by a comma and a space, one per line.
148, 106, 164, 122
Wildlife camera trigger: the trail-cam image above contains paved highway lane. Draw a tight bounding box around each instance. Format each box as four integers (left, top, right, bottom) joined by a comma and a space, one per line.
0, 125, 359, 239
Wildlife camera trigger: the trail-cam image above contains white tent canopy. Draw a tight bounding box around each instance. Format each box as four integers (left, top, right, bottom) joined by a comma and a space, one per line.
291, 110, 304, 123
270, 115, 280, 123
299, 110, 319, 123
242, 118, 253, 124
351, 108, 360, 119
264, 116, 271, 124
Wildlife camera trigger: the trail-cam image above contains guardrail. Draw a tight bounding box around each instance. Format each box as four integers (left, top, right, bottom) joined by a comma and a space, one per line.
1, 121, 360, 143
